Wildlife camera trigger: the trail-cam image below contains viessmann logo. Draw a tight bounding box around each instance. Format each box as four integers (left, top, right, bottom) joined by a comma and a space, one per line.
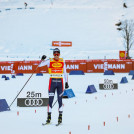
94, 63, 125, 69
52, 63, 62, 67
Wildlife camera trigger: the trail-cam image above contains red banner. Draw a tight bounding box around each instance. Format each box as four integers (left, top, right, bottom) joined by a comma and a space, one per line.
86, 59, 133, 73
132, 60, 134, 70
65, 60, 87, 73
0, 59, 134, 74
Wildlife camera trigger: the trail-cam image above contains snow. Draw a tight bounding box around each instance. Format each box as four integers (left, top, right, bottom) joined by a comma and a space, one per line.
0, 73, 134, 134
0, 0, 134, 134
0, 0, 134, 60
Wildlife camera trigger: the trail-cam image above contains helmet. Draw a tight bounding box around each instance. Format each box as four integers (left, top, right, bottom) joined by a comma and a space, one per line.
53, 48, 60, 54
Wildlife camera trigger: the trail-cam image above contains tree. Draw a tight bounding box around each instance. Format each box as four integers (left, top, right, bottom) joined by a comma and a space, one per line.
120, 20, 134, 59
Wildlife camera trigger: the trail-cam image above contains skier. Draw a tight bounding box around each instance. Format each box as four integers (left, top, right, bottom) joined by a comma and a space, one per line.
39, 48, 69, 125
24, 2, 28, 9
123, 3, 127, 8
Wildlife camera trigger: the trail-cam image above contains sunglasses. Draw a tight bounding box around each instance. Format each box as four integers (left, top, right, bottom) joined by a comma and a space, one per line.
53, 53, 60, 56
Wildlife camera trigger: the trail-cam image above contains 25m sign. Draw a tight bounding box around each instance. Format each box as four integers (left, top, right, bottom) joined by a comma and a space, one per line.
17, 91, 49, 107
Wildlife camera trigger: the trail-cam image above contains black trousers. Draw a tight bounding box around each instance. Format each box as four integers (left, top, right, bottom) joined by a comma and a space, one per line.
48, 78, 63, 113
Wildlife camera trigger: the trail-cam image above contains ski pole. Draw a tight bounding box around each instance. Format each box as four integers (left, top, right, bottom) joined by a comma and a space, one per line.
52, 90, 65, 108
9, 61, 42, 108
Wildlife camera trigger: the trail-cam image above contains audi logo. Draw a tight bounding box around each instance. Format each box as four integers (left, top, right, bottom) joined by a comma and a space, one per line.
25, 98, 43, 106
103, 84, 114, 89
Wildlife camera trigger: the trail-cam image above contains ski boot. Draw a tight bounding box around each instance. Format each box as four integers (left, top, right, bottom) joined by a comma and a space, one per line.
58, 113, 62, 124
46, 112, 51, 124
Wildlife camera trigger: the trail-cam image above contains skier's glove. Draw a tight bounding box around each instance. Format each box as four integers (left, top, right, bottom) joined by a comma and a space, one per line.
65, 82, 69, 89
41, 55, 46, 60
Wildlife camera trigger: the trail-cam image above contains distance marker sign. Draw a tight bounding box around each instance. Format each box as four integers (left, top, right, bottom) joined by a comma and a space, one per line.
99, 79, 118, 90
17, 90, 49, 107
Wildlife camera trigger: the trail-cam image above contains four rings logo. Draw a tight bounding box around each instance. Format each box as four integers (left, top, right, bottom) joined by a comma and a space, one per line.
25, 98, 43, 106
103, 83, 114, 89
99, 79, 118, 90
103, 79, 114, 89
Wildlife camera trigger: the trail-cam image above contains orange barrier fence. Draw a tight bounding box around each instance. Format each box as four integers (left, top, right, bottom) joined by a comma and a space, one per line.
0, 59, 134, 74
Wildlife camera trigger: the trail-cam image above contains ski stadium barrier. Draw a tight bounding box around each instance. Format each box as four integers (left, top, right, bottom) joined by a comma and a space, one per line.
86, 85, 97, 94
16, 73, 24, 76
86, 59, 134, 73
63, 89, 75, 98
66, 60, 87, 73
0, 59, 134, 74
69, 70, 85, 75
5, 8, 11, 11
5, 76, 10, 80
11, 75, 16, 78
0, 99, 10, 112
29, 7, 35, 9
132, 75, 134, 80
36, 73, 43, 76
1, 75, 6, 78
17, 8, 23, 10
120, 77, 128, 83
0, 6, 36, 14
129, 70, 134, 75
104, 70, 114, 75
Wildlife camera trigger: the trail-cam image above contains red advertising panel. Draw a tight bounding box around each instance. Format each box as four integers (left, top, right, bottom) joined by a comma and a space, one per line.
86, 59, 133, 73
52, 41, 72, 47
15, 62, 36, 74
0, 59, 134, 74
15, 61, 48, 74
65, 60, 87, 73
0, 61, 48, 74
86, 60, 104, 73
0, 61, 15, 74
132, 60, 134, 70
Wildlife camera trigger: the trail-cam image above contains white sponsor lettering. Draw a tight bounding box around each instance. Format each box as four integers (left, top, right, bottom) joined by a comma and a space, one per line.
104, 62, 108, 71
87, 70, 93, 72
80, 63, 86, 64
18, 65, 32, 70
54, 42, 71, 45
18, 90, 48, 98
50, 74, 63, 77
94, 64, 125, 69
59, 41, 61, 46
1, 66, 11, 71
40, 71, 46, 73
126, 62, 132, 64
94, 64, 104, 69
49, 93, 54, 96
66, 64, 79, 69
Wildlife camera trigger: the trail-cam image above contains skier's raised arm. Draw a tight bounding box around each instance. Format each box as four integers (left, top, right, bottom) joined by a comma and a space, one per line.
39, 55, 50, 67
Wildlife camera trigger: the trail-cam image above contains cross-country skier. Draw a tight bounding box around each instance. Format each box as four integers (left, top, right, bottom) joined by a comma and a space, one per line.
39, 48, 69, 125
24, 2, 28, 9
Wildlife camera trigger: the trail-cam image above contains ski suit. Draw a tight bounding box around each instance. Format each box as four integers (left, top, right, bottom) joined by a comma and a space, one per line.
39, 58, 67, 113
